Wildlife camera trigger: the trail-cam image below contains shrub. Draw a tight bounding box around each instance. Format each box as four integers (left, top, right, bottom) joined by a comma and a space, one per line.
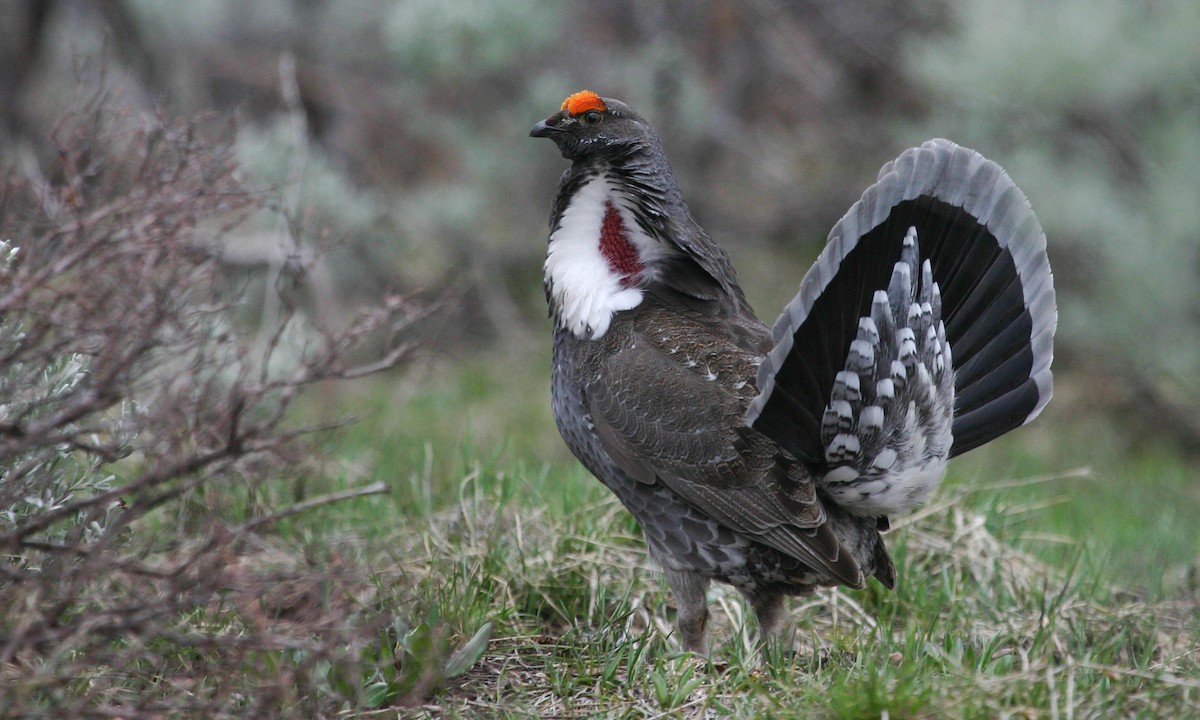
0, 96, 417, 717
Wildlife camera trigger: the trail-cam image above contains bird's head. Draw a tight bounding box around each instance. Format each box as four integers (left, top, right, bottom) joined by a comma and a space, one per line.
531, 90, 748, 339
530, 90, 657, 162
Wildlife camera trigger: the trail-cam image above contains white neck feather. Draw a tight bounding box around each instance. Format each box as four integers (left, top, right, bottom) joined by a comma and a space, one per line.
544, 176, 669, 339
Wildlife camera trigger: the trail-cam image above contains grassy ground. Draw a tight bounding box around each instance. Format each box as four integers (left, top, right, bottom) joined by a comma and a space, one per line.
253, 350, 1200, 718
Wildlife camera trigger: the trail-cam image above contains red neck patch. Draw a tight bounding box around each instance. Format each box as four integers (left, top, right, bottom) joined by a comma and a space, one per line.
599, 201, 643, 286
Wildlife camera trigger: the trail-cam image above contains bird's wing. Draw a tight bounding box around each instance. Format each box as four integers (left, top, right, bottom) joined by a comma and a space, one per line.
584, 320, 866, 587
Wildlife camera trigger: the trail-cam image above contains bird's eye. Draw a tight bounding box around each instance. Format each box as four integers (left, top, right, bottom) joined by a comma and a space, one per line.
581, 110, 602, 126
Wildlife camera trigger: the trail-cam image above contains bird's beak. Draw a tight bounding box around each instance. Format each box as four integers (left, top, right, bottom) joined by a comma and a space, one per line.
530, 119, 565, 138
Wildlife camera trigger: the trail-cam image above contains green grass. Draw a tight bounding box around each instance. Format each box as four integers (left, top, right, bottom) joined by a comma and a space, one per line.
83, 352, 1198, 717
315, 456, 1197, 717
950, 385, 1200, 599
224, 353, 1198, 718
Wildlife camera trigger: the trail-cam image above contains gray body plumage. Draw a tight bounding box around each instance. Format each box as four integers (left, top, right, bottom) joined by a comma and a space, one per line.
533, 95, 1056, 654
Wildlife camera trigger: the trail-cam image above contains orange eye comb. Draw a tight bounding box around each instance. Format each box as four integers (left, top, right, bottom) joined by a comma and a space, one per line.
561, 90, 607, 116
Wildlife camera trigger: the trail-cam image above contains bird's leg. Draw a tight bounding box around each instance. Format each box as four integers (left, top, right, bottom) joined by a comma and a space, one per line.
664, 568, 710, 655
741, 589, 785, 645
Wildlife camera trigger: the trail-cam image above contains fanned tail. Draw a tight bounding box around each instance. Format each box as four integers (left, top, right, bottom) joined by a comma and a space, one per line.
745, 139, 1056, 473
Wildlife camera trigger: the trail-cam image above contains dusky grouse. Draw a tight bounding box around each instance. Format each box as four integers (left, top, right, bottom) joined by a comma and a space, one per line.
531, 90, 1056, 655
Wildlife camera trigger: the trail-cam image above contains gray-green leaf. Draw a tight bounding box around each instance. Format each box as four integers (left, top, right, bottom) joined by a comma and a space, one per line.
442, 621, 492, 678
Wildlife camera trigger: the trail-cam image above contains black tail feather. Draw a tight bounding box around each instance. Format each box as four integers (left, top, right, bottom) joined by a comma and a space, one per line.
746, 140, 1056, 464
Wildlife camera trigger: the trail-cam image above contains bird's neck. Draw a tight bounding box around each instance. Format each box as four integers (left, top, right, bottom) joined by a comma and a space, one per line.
543, 153, 753, 340
543, 166, 678, 340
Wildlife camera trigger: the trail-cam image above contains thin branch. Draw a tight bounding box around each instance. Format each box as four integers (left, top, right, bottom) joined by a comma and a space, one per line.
235, 481, 388, 534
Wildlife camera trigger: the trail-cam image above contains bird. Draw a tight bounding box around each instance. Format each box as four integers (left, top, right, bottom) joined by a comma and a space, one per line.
530, 90, 1056, 655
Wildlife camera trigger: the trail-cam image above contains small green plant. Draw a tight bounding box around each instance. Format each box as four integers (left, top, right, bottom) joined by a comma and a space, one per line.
648, 655, 705, 711
358, 617, 493, 708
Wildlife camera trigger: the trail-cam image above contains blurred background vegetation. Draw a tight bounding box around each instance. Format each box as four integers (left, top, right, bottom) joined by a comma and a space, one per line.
1, 1, 1199, 711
